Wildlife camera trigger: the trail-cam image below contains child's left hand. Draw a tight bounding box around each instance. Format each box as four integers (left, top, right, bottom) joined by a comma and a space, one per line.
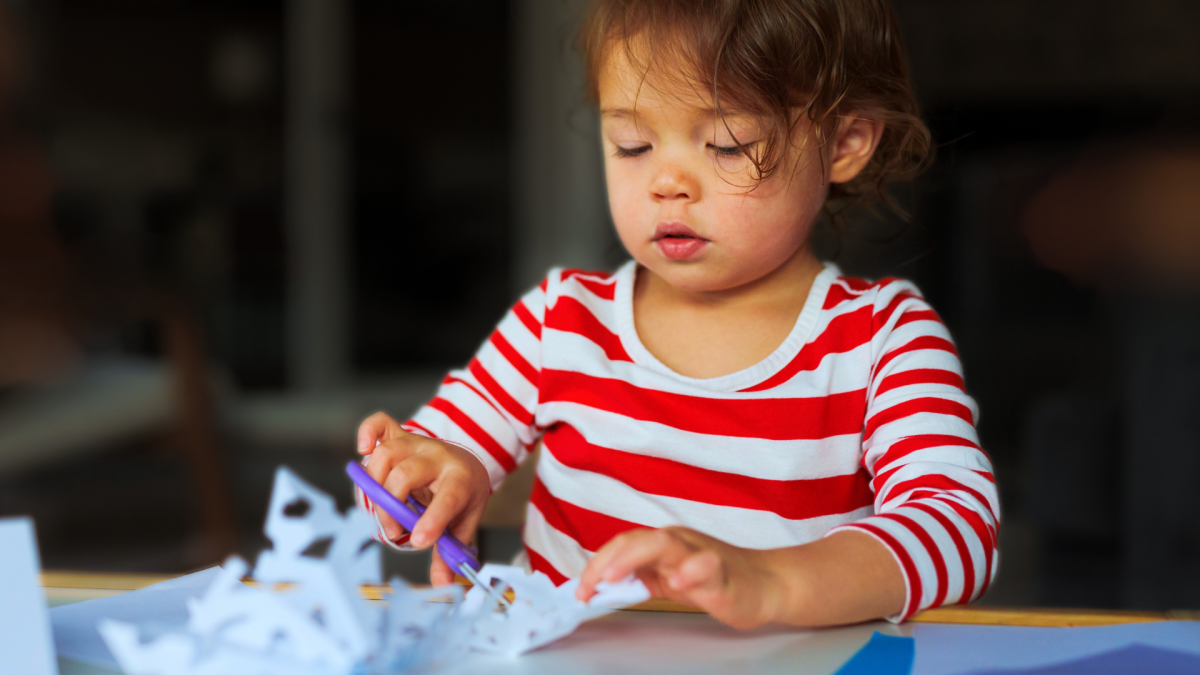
574, 527, 782, 629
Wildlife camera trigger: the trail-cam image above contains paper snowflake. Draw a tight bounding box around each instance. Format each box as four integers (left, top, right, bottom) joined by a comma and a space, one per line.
98, 466, 648, 674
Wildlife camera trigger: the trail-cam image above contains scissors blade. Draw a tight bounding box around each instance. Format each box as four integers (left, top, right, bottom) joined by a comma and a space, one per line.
459, 563, 512, 610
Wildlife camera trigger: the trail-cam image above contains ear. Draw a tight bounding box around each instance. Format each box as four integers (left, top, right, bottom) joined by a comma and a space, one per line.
828, 113, 884, 184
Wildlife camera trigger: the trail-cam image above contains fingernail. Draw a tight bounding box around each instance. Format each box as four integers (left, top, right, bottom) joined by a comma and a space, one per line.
411, 533, 427, 547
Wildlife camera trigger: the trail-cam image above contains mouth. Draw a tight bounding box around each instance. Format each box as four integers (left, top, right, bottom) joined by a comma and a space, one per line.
653, 222, 710, 260
653, 222, 709, 242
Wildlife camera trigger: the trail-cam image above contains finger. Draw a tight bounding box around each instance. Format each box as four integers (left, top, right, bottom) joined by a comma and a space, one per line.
634, 568, 672, 599
375, 508, 404, 541
357, 412, 391, 453
672, 550, 763, 628
605, 529, 690, 581
357, 412, 400, 453
410, 480, 469, 549
448, 515, 479, 546
357, 442, 406, 540
364, 438, 420, 485
447, 489, 486, 546
429, 546, 457, 586
576, 529, 656, 602
670, 549, 723, 593
575, 538, 624, 602
371, 455, 440, 540
382, 454, 441, 508
671, 551, 736, 619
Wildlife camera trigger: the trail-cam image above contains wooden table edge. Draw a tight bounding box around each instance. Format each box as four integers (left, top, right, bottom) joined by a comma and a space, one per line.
41, 571, 1195, 627
40, 570, 179, 591
908, 605, 1174, 627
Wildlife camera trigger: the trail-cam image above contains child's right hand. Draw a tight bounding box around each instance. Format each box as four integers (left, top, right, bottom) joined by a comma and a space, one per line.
356, 412, 492, 585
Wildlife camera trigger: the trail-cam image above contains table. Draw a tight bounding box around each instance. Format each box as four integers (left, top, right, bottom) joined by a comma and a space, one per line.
42, 571, 1195, 675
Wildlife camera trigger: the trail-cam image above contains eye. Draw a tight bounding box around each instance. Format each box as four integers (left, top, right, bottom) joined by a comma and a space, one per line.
614, 144, 651, 158
708, 143, 746, 158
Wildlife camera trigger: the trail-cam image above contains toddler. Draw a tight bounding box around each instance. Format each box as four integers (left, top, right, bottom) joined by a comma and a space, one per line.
356, 0, 997, 628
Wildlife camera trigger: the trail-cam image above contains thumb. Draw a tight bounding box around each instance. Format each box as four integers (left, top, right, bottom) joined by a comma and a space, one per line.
671, 550, 730, 612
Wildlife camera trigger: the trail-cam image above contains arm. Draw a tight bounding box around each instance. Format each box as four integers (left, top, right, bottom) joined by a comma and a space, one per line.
576, 526, 903, 628
355, 278, 550, 582
829, 283, 998, 620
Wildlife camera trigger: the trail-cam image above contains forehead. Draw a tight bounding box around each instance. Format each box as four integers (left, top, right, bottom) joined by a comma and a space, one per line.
597, 39, 718, 120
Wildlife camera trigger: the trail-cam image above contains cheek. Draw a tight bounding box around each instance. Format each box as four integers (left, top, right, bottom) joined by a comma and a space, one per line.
712, 183, 820, 260
605, 160, 647, 240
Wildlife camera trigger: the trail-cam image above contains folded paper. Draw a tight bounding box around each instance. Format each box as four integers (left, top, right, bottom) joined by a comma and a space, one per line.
99, 466, 648, 674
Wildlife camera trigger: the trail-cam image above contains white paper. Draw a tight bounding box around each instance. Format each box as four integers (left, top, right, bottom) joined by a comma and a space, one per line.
59, 466, 648, 674
99, 563, 349, 675
0, 516, 58, 675
51, 568, 222, 669
911, 621, 1200, 675
464, 563, 650, 657
229, 467, 382, 668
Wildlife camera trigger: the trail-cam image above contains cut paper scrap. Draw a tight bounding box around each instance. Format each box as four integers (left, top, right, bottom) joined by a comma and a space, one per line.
464, 563, 650, 657
834, 632, 914, 675
92, 466, 648, 674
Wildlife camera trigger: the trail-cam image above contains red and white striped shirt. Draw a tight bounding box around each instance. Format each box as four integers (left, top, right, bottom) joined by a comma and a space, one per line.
359, 261, 999, 621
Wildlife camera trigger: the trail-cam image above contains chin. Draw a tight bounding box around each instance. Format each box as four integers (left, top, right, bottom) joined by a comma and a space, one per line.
644, 258, 751, 293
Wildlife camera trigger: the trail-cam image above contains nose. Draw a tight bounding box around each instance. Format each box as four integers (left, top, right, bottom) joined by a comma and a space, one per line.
651, 164, 698, 203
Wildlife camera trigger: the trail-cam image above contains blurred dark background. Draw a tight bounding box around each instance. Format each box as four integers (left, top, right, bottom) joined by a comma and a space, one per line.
0, 0, 1197, 612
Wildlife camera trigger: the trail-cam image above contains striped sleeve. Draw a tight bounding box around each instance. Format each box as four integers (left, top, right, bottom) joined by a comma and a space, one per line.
406, 278, 547, 487
356, 276, 548, 549
827, 280, 999, 622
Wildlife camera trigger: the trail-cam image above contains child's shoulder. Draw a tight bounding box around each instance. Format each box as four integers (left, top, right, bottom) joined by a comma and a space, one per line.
823, 268, 928, 312
536, 266, 622, 303
819, 268, 946, 344
820, 266, 950, 355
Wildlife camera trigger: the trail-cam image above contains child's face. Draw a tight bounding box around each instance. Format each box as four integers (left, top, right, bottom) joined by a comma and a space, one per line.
599, 47, 857, 294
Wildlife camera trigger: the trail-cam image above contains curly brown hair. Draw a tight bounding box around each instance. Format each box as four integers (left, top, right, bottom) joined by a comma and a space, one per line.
578, 0, 931, 218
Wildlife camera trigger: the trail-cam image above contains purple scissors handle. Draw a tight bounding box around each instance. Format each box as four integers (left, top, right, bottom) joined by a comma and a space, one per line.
344, 461, 480, 574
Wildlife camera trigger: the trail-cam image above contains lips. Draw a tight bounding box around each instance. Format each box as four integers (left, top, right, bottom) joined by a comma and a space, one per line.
653, 222, 710, 261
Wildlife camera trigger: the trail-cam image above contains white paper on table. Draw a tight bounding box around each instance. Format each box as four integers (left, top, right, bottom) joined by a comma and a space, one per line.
66, 467, 648, 675
464, 563, 651, 657
50, 567, 222, 670
97, 579, 338, 675
911, 621, 1200, 675
97, 468, 385, 675
0, 517, 58, 675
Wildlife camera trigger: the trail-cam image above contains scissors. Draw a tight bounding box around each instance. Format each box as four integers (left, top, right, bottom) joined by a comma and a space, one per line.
344, 461, 510, 608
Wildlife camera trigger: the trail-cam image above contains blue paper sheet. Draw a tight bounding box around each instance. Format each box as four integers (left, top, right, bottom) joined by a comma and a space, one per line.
835, 631, 915, 675
961, 644, 1200, 675
911, 621, 1200, 675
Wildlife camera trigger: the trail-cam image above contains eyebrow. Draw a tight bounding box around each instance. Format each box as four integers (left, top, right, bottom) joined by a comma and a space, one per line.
599, 107, 637, 119
600, 106, 723, 120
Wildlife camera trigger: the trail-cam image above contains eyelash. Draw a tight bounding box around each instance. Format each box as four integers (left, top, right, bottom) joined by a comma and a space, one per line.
612, 143, 749, 159
614, 145, 650, 158
710, 144, 744, 157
